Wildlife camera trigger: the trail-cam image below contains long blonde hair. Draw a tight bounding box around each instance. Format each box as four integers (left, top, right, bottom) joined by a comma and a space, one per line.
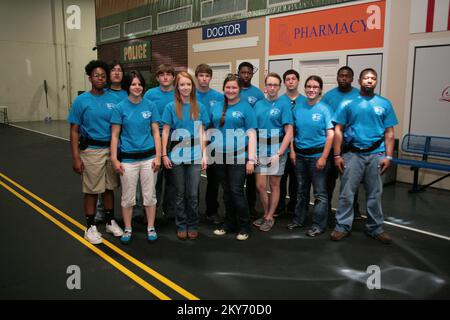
174, 71, 199, 120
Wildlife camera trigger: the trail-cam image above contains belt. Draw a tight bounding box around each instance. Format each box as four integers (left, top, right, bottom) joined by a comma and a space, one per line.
120, 148, 155, 160
79, 135, 110, 150
294, 145, 324, 156
348, 137, 384, 153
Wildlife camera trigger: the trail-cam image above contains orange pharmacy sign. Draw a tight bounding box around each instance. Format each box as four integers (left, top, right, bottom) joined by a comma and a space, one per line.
269, 0, 385, 55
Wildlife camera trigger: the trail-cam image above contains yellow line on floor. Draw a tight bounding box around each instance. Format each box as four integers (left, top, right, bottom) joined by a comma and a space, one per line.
0, 179, 170, 300
0, 172, 200, 300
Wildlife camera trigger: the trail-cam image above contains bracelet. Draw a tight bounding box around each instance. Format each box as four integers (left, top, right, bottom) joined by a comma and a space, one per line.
248, 158, 257, 164
333, 154, 342, 158
162, 155, 168, 158
385, 155, 393, 160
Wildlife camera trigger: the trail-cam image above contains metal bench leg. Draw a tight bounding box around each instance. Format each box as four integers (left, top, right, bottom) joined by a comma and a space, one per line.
408, 167, 423, 193
417, 173, 450, 192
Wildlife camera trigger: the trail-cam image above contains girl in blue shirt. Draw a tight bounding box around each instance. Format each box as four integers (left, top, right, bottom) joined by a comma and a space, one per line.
210, 74, 257, 241
253, 73, 293, 232
290, 75, 334, 237
161, 71, 209, 240
110, 70, 162, 244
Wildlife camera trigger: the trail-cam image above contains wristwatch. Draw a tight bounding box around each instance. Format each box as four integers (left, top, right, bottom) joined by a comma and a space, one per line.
385, 155, 393, 160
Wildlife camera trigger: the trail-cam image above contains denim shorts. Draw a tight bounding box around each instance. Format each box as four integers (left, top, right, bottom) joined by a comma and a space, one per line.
254, 153, 288, 176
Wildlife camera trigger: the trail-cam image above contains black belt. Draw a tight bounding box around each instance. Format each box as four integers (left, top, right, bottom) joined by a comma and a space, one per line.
348, 137, 384, 153
294, 145, 324, 156
79, 135, 110, 150
120, 148, 155, 160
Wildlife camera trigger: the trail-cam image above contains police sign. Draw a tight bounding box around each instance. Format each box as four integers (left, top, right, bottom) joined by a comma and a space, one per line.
122, 40, 151, 63
202, 21, 247, 40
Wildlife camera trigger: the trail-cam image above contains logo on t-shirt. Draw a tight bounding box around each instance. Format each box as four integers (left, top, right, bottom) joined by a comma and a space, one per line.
210, 100, 218, 107
373, 106, 384, 116
106, 103, 115, 110
232, 111, 244, 119
270, 108, 281, 117
312, 113, 322, 121
248, 96, 258, 105
142, 111, 152, 119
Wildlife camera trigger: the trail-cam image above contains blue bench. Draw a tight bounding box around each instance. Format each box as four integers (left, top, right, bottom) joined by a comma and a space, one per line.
393, 134, 450, 193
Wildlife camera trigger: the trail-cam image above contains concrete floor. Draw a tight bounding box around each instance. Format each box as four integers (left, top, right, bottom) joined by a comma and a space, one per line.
1, 122, 449, 300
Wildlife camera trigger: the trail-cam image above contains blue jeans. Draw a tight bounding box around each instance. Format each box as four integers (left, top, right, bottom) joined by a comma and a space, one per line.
215, 164, 251, 234
156, 167, 176, 214
294, 155, 329, 231
335, 152, 385, 235
171, 164, 201, 232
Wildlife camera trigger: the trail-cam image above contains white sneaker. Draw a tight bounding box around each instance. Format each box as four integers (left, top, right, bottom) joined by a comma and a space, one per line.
213, 229, 227, 236
84, 225, 103, 244
106, 220, 124, 237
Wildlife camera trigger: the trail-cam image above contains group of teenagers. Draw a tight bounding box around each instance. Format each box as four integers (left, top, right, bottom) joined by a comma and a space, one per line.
68, 58, 398, 246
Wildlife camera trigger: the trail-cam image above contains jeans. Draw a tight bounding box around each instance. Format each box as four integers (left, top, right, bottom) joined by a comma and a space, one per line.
335, 152, 385, 235
294, 155, 329, 231
246, 172, 257, 214
215, 164, 251, 234
277, 155, 297, 213
171, 164, 202, 231
327, 153, 361, 216
205, 164, 220, 215
156, 167, 176, 214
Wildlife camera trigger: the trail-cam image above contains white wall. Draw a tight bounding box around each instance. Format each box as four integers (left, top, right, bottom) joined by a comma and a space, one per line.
0, 0, 97, 122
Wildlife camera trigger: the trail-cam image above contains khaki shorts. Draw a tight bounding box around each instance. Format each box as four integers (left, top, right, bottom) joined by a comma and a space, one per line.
80, 148, 119, 194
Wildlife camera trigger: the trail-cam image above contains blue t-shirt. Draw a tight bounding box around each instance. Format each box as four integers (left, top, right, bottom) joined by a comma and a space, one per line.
110, 98, 160, 163
67, 91, 119, 148
240, 85, 265, 107
107, 88, 128, 102
333, 94, 398, 154
144, 87, 174, 131
196, 88, 224, 119
322, 87, 359, 116
293, 100, 333, 158
209, 100, 257, 160
162, 101, 210, 164
254, 97, 293, 157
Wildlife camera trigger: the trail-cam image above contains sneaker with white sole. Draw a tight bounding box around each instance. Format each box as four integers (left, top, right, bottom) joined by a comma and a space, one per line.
106, 220, 124, 237
120, 231, 132, 244
259, 219, 274, 232
213, 229, 227, 236
147, 228, 158, 242
236, 233, 249, 241
84, 225, 102, 244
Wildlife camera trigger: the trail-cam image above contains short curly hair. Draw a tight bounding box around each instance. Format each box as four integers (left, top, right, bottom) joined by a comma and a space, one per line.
85, 60, 109, 77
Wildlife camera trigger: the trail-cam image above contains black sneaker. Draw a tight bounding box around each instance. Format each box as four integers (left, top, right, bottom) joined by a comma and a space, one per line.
287, 222, 304, 230
306, 227, 324, 237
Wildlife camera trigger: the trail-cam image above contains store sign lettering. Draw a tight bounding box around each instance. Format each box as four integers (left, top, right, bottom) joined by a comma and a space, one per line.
203, 21, 247, 40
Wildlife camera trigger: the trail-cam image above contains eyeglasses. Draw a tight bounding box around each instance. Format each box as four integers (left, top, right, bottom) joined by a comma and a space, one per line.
265, 83, 280, 88
305, 85, 321, 90
92, 74, 107, 79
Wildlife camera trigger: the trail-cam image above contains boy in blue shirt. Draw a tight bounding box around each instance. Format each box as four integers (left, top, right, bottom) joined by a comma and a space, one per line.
331, 68, 398, 244
321, 66, 361, 219
238, 62, 264, 218
195, 64, 224, 225
144, 64, 176, 219
276, 69, 307, 219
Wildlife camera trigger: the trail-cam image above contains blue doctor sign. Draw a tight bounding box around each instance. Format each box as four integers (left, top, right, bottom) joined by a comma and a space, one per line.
202, 21, 247, 40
